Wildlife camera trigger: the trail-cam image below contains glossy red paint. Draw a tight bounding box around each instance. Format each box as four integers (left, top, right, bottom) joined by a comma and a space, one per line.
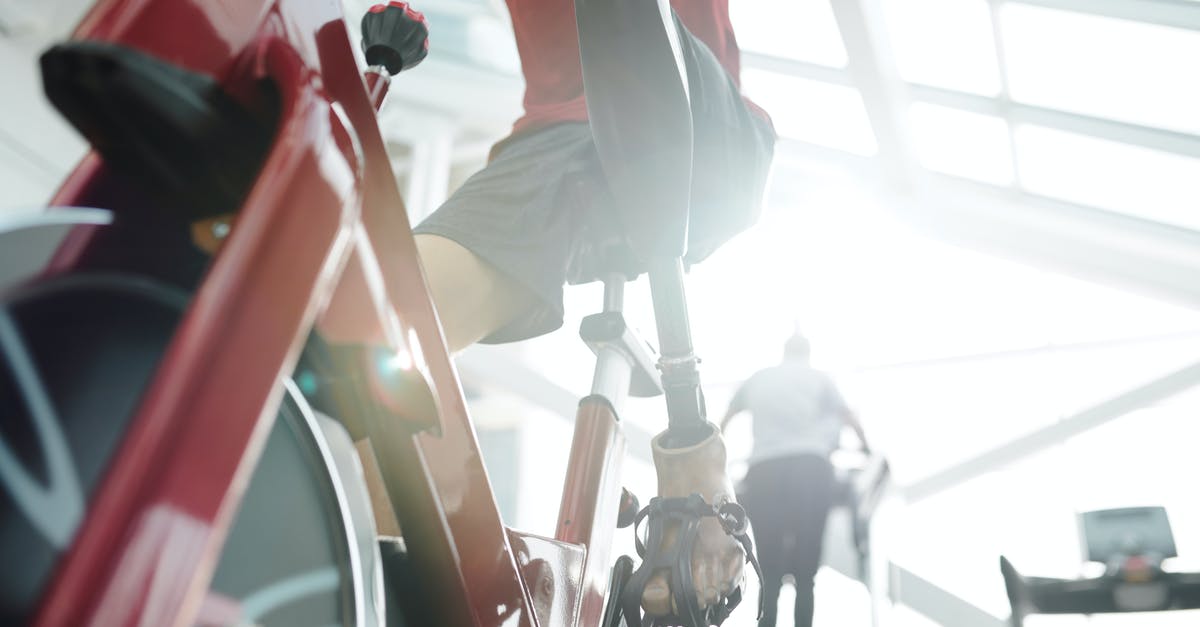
29, 0, 653, 623
33, 0, 542, 625
317, 7, 542, 624
35, 35, 360, 625
364, 68, 391, 110
557, 397, 628, 626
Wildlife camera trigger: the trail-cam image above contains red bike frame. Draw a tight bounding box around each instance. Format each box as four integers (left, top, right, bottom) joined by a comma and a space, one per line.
32, 0, 627, 625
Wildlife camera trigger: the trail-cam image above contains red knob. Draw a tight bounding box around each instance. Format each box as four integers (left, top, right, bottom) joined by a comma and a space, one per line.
361, 2, 430, 74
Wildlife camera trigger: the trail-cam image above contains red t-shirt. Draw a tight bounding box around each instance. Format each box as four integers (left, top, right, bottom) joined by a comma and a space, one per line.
505, 0, 764, 135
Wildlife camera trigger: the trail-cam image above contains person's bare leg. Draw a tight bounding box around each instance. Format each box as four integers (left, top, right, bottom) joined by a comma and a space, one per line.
359, 234, 540, 538
414, 236, 747, 618
415, 233, 539, 352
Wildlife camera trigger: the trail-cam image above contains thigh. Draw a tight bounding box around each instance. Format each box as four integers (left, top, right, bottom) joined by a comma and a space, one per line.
414, 233, 538, 352
742, 463, 788, 580
741, 458, 790, 527
413, 123, 598, 343
787, 456, 836, 578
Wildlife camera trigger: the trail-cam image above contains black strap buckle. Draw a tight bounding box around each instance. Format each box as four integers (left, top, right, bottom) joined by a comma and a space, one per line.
619, 494, 763, 626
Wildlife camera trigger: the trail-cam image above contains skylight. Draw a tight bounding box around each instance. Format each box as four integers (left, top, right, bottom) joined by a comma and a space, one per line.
1002, 4, 1200, 134
883, 0, 1002, 96
909, 102, 1013, 185
730, 0, 847, 67
742, 68, 878, 155
1016, 124, 1200, 231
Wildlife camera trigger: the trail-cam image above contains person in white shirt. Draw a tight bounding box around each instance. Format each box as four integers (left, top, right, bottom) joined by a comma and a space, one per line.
720, 334, 868, 627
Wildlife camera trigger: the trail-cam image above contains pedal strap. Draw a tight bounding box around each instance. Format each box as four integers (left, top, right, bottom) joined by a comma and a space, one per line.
620, 494, 764, 626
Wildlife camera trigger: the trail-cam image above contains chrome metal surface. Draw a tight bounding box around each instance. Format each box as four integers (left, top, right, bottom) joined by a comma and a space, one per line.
590, 345, 632, 410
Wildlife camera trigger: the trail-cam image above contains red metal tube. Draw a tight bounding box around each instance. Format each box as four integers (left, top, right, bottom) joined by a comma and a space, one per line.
364, 67, 391, 111
557, 397, 627, 626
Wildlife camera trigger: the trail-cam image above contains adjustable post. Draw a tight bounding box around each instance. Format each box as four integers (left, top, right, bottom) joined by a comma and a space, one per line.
603, 274, 625, 313
589, 275, 634, 406
647, 256, 709, 444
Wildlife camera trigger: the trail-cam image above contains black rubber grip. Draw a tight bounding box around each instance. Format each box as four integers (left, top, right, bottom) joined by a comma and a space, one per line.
362, 2, 430, 74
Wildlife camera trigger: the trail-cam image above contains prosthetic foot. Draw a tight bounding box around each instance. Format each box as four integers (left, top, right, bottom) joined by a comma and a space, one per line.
623, 424, 761, 626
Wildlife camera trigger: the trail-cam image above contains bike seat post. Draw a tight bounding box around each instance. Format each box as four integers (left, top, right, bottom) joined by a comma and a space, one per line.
603, 272, 625, 313
590, 273, 634, 408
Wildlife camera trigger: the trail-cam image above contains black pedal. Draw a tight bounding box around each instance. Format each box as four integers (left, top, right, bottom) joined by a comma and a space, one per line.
602, 555, 636, 627
616, 487, 639, 529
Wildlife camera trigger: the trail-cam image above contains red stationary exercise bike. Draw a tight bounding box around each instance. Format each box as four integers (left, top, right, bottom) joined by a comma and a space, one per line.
0, 0, 753, 625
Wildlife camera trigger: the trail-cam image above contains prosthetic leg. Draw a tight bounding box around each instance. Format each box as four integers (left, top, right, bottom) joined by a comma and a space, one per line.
616, 260, 763, 627
572, 0, 764, 621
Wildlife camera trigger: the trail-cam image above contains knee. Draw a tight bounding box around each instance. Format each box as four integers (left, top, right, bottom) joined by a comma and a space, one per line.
415, 233, 474, 288
414, 233, 519, 305
412, 233, 536, 352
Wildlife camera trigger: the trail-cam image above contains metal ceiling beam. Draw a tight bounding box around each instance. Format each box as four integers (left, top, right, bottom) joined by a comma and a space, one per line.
988, 0, 1025, 190
889, 562, 1008, 627
828, 0, 920, 189
740, 52, 851, 87
741, 56, 1200, 162
910, 83, 1200, 160
903, 359, 1200, 503
1008, 0, 1200, 32
905, 174, 1200, 309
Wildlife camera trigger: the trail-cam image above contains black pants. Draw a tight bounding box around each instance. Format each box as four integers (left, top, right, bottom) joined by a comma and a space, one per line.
741, 454, 835, 627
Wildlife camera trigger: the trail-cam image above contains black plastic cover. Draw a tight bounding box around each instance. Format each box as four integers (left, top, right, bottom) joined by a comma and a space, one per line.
41, 41, 275, 221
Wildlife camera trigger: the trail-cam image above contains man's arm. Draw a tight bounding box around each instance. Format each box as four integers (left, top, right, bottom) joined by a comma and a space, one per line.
828, 376, 869, 452
719, 382, 748, 432
842, 408, 870, 453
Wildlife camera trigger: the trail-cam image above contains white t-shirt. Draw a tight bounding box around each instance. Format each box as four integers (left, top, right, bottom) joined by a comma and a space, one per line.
730, 359, 848, 464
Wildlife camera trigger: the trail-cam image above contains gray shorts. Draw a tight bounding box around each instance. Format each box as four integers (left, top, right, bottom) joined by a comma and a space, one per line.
414, 24, 775, 344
